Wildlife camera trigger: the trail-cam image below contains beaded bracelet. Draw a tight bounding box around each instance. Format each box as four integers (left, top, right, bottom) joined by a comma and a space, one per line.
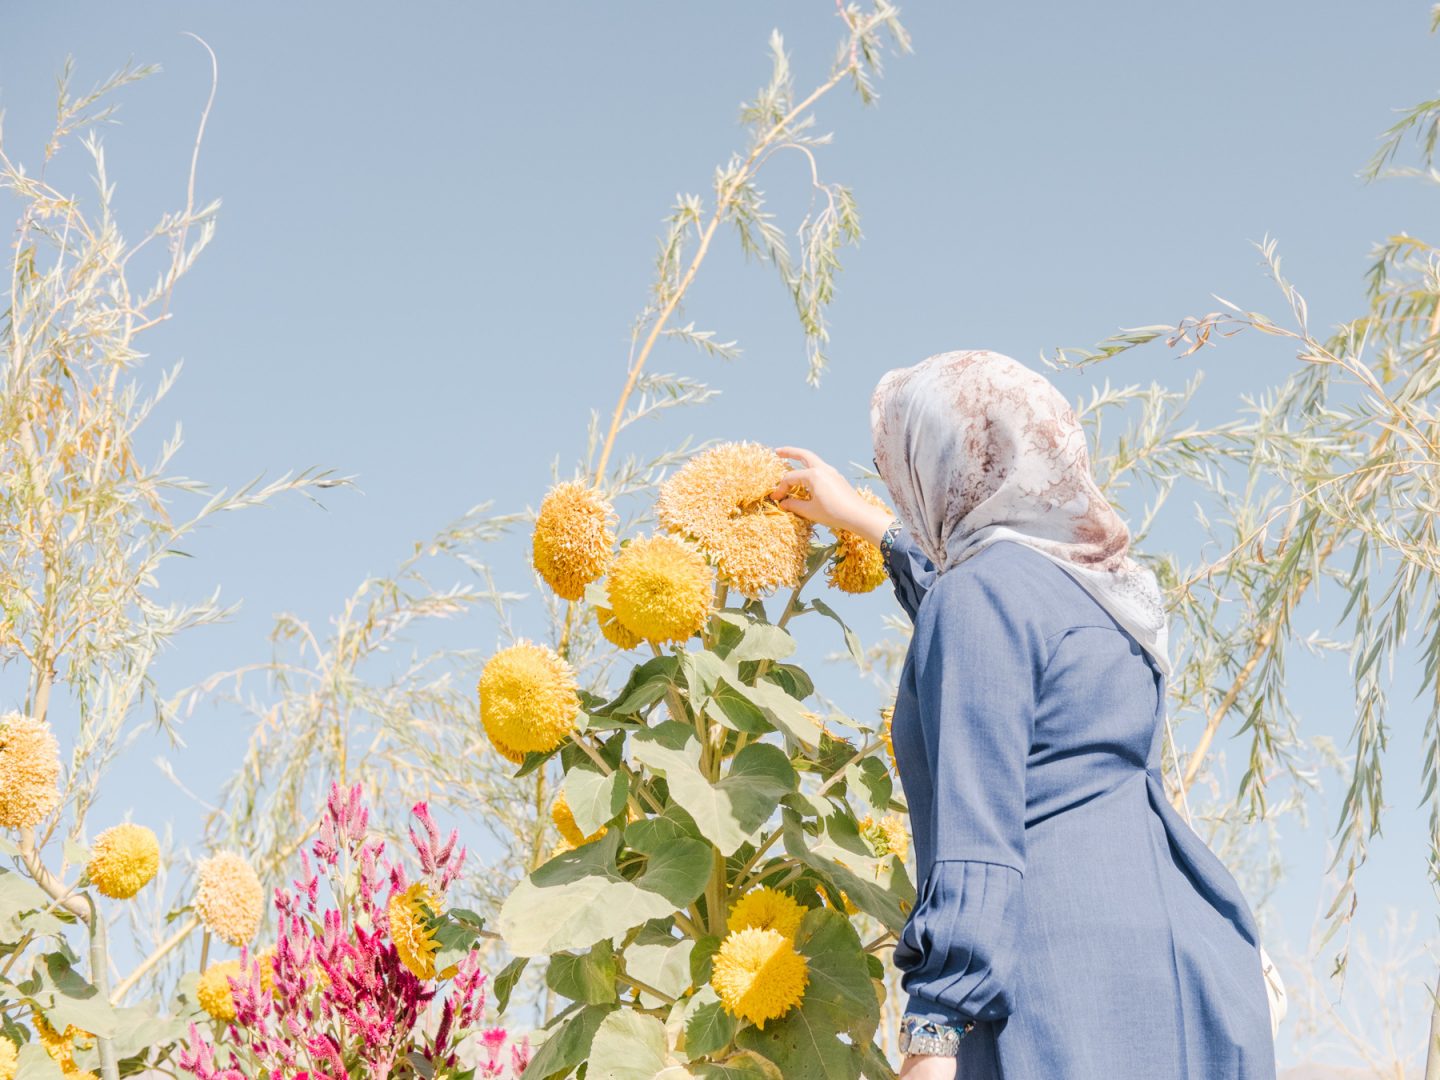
878, 517, 903, 569
898, 1014, 977, 1056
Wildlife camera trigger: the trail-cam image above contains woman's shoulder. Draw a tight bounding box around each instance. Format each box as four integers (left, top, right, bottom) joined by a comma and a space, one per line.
914, 540, 1087, 642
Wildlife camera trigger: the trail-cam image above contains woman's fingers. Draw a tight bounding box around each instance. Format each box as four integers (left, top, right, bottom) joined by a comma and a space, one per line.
770, 468, 814, 501
775, 445, 822, 469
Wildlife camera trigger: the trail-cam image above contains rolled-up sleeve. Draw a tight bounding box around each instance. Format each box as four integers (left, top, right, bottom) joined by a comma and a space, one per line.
884, 525, 937, 622
891, 566, 1042, 1026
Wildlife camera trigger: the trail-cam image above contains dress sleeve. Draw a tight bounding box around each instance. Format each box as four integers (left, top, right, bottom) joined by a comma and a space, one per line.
884, 524, 937, 622
891, 568, 1041, 1026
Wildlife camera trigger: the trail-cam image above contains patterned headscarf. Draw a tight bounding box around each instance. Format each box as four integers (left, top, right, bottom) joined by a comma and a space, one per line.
870, 349, 1171, 678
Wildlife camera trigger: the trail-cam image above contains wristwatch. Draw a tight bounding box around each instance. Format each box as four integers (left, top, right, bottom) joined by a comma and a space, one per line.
898, 1015, 977, 1056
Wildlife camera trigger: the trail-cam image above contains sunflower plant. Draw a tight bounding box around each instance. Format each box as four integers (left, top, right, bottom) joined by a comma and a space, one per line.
483, 443, 910, 1080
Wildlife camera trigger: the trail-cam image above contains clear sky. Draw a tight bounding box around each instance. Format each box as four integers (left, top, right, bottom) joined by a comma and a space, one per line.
4, 2, 1438, 1069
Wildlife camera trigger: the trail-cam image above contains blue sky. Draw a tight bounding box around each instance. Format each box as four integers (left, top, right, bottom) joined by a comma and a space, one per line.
4, 2, 1438, 1068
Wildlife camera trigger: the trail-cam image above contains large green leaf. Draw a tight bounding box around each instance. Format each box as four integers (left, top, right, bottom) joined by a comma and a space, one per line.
632, 727, 796, 855
781, 810, 914, 934
522, 1003, 617, 1080
684, 998, 739, 1058
736, 679, 822, 750
16, 1041, 65, 1080
724, 623, 796, 665
586, 1009, 671, 1080
593, 655, 680, 719
499, 829, 709, 956
625, 929, 695, 1006
546, 940, 618, 1006
31, 953, 117, 1038
564, 763, 629, 836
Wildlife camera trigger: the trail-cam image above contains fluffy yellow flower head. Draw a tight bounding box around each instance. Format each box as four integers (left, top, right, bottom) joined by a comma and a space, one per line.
87, 823, 160, 899
551, 790, 607, 848
655, 442, 813, 598
594, 605, 642, 651
711, 927, 809, 1029
826, 488, 890, 595
860, 813, 910, 862
606, 534, 714, 646
194, 851, 264, 947
197, 960, 243, 1022
389, 881, 443, 980
478, 640, 580, 760
0, 1037, 15, 1080
532, 481, 616, 601
0, 712, 62, 829
727, 886, 807, 940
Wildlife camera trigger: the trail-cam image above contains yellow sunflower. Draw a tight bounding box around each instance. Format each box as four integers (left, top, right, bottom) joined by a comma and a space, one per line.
478, 640, 580, 760
825, 487, 890, 594
0, 713, 62, 829
87, 823, 160, 899
605, 534, 714, 646
727, 886, 807, 940
194, 851, 264, 947
390, 882, 445, 980
532, 481, 616, 601
0, 1037, 16, 1080
197, 961, 243, 1022
594, 604, 643, 650
711, 927, 809, 1029
655, 442, 813, 598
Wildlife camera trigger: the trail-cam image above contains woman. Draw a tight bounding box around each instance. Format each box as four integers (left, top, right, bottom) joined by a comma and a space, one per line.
770, 350, 1276, 1079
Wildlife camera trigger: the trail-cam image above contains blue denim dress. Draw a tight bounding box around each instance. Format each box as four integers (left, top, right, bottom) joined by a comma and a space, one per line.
886, 529, 1276, 1078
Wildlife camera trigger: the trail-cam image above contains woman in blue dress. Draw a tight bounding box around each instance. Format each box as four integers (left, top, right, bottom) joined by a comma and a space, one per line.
769, 350, 1278, 1079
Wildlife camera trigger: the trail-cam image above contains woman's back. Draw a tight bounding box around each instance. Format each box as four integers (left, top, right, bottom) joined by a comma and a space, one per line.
889, 535, 1277, 1079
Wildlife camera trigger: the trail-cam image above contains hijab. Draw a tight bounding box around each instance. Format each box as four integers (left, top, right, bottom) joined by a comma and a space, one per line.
869, 348, 1172, 679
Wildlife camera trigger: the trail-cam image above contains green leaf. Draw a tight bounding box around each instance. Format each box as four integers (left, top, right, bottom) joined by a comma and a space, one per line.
764, 664, 813, 701
493, 956, 529, 1016
738, 679, 821, 750
808, 598, 864, 666
632, 730, 796, 855
707, 678, 772, 735
680, 649, 736, 714
522, 1003, 617, 1079
725, 623, 796, 665
625, 931, 695, 1005
105, 1000, 189, 1061
845, 758, 893, 816
586, 1009, 671, 1080
781, 810, 913, 934
16, 1041, 66, 1080
685, 998, 739, 1058
564, 764, 629, 837
499, 829, 709, 956
33, 953, 117, 1037
546, 940, 618, 1006
594, 656, 680, 718
690, 934, 721, 987
61, 840, 90, 869
686, 1051, 784, 1079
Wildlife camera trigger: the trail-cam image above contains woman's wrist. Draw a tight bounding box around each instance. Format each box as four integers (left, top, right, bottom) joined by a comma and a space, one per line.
851, 502, 899, 547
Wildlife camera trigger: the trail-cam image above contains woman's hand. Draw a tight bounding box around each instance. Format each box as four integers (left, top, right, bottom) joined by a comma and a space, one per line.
898, 1054, 958, 1079
770, 445, 895, 545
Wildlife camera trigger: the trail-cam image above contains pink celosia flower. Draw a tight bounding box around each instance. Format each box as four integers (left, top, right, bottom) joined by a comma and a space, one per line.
177, 782, 521, 1080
